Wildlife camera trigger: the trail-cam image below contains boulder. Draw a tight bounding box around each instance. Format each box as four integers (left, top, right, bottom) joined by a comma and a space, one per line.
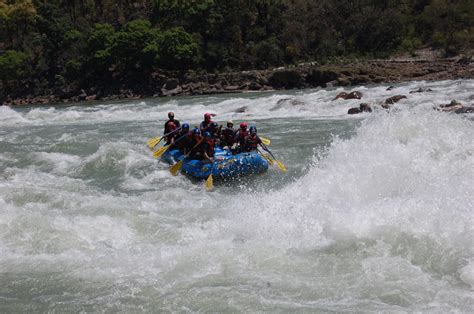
235, 106, 247, 113
455, 106, 474, 114
334, 91, 362, 100
409, 87, 433, 94
437, 100, 464, 112
348, 107, 362, 114
306, 69, 339, 87
268, 70, 304, 89
78, 89, 87, 101
163, 78, 179, 90
348, 103, 372, 115
384, 95, 407, 105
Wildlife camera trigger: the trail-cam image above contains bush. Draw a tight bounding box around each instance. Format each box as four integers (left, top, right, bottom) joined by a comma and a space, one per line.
0, 50, 31, 81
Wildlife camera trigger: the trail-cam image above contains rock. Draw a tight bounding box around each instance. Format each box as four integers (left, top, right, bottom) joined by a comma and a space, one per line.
360, 103, 372, 112
455, 106, 474, 114
334, 91, 362, 100
161, 86, 183, 97
224, 85, 240, 91
85, 95, 97, 101
337, 76, 351, 87
386, 86, 395, 91
235, 106, 247, 113
437, 100, 464, 112
248, 81, 262, 90
384, 95, 407, 105
334, 92, 348, 100
163, 78, 179, 90
348, 103, 372, 115
306, 69, 339, 87
348, 107, 362, 114
347, 91, 362, 100
78, 89, 87, 101
268, 70, 304, 89
409, 87, 433, 94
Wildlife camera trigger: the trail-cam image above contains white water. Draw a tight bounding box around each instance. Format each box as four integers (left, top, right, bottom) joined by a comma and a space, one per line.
0, 80, 473, 311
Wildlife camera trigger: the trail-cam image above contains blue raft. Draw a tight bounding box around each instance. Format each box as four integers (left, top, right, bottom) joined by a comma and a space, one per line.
162, 147, 269, 180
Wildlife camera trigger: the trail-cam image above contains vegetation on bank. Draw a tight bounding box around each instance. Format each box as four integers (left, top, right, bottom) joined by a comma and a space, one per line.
1, 0, 473, 101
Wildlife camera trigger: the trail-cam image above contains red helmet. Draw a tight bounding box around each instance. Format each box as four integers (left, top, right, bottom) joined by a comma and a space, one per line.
240, 122, 247, 129
204, 113, 211, 120
168, 111, 174, 118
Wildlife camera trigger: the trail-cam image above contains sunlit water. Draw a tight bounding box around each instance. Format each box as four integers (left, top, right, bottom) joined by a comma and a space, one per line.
1, 80, 473, 311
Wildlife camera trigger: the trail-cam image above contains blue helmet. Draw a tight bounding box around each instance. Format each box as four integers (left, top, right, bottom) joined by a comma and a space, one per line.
203, 131, 211, 138
182, 123, 189, 130
249, 126, 257, 135
192, 128, 200, 135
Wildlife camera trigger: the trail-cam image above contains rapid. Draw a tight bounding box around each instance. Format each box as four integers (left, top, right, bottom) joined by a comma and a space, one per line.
1, 80, 473, 311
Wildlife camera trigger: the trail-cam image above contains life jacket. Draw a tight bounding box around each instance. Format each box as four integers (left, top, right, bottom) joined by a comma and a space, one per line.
199, 120, 213, 133
244, 134, 261, 151
164, 119, 180, 134
203, 138, 215, 157
176, 131, 193, 151
164, 123, 178, 144
235, 129, 249, 146
221, 127, 235, 146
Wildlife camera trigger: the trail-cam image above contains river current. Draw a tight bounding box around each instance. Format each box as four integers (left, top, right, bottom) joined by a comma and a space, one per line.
1, 80, 473, 311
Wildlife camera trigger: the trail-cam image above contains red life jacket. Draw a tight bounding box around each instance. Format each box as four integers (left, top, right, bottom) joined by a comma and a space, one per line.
204, 138, 215, 157
236, 129, 249, 146
245, 134, 261, 151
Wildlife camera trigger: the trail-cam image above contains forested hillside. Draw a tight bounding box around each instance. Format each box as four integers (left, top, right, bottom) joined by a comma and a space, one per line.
1, 0, 473, 101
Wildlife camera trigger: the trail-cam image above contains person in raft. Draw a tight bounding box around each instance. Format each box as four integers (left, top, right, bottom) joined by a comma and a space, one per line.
164, 111, 180, 134
220, 120, 236, 148
199, 113, 215, 133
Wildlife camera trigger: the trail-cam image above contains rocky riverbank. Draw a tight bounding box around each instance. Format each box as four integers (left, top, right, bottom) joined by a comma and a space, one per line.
2, 57, 474, 106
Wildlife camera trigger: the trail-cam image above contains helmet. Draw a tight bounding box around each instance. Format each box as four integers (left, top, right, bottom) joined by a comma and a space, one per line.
249, 126, 257, 135
240, 122, 248, 129
204, 113, 211, 120
182, 123, 189, 129
227, 120, 234, 127
168, 111, 174, 118
210, 122, 218, 128
203, 131, 211, 138
192, 128, 200, 135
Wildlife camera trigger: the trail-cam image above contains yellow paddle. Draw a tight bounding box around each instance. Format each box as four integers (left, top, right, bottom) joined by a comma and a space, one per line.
169, 138, 205, 176
205, 173, 214, 190
260, 143, 286, 172
153, 145, 171, 158
147, 127, 182, 149
259, 136, 271, 146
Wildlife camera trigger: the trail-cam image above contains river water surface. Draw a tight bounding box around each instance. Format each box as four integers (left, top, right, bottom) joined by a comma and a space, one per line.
1, 80, 473, 311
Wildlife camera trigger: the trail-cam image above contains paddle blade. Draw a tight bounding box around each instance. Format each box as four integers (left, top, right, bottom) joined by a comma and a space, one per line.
275, 159, 287, 172
147, 136, 162, 149
261, 153, 274, 165
170, 160, 183, 176
153, 145, 170, 158
260, 136, 271, 146
205, 174, 214, 190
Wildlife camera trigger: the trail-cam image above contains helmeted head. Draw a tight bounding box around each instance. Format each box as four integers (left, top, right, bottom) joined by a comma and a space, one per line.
227, 120, 234, 127
240, 122, 248, 129
204, 113, 212, 122
210, 122, 218, 129
192, 128, 201, 135
182, 123, 189, 130
168, 111, 174, 119
203, 131, 212, 138
249, 125, 257, 135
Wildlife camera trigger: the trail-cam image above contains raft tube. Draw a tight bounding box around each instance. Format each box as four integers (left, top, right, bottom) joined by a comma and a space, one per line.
162, 147, 269, 180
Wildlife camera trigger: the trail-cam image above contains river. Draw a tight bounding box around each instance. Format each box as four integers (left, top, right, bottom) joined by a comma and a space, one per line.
1, 80, 473, 311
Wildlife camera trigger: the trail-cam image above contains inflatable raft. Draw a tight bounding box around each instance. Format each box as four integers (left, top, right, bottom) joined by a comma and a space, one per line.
162, 147, 269, 180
